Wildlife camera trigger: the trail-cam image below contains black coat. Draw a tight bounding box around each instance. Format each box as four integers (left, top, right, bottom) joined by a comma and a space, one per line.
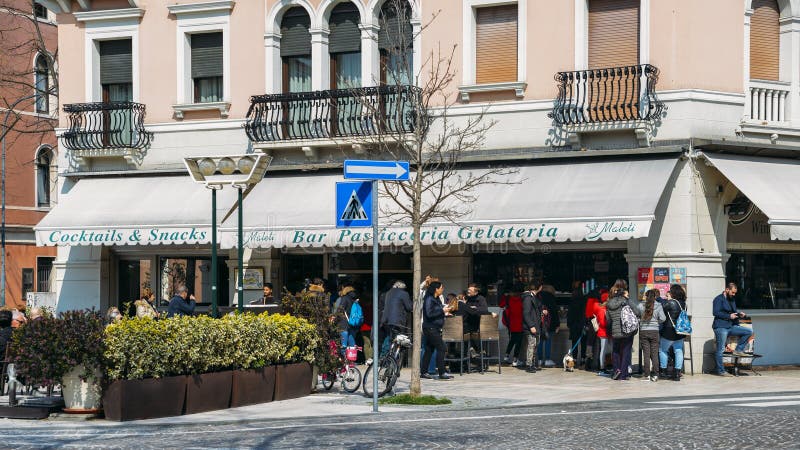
567, 292, 586, 331
381, 287, 412, 328
336, 291, 358, 332
522, 291, 542, 335
660, 298, 686, 341
461, 294, 489, 333
167, 295, 195, 318
423, 293, 445, 329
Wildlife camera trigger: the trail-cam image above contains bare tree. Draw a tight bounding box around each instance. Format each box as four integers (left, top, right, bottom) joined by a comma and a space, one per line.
350, 0, 516, 397
0, 0, 58, 145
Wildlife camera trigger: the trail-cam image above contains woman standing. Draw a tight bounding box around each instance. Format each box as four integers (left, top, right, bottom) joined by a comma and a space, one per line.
591, 290, 611, 374
660, 284, 688, 381
135, 288, 160, 319
421, 281, 453, 380
605, 279, 640, 381
499, 285, 524, 367
638, 289, 666, 381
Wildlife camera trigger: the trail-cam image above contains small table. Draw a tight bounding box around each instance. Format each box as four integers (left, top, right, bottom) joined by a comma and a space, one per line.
723, 352, 763, 376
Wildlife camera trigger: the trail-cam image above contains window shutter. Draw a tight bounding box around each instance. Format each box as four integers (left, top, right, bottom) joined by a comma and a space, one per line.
191, 32, 223, 79
281, 7, 312, 57
329, 3, 361, 54
378, 1, 412, 50
99, 39, 132, 85
588, 0, 639, 69
475, 4, 518, 84
750, 0, 780, 81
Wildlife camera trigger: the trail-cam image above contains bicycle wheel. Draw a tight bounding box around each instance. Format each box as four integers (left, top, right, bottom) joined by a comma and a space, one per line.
363, 357, 397, 398
342, 366, 362, 393
321, 372, 336, 391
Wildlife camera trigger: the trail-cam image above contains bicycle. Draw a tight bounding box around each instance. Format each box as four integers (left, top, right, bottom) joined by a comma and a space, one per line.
321, 345, 362, 393
363, 332, 411, 398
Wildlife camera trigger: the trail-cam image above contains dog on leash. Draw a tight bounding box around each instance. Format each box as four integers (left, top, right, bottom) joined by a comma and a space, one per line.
563, 353, 575, 372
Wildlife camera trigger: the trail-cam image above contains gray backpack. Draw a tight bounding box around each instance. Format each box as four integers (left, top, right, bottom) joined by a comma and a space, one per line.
620, 304, 639, 335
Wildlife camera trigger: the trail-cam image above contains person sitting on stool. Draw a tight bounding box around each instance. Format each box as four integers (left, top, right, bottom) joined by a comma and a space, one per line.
712, 282, 753, 376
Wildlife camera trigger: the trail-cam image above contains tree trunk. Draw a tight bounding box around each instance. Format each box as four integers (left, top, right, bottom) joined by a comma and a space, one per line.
409, 222, 422, 397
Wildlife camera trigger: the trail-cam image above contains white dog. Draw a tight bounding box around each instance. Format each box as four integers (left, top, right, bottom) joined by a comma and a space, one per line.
563, 353, 575, 372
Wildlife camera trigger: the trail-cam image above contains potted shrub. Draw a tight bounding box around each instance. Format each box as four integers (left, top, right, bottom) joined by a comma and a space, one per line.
10, 310, 105, 412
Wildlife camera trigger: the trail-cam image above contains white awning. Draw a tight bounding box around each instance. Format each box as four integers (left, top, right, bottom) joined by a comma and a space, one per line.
702, 153, 800, 241
219, 156, 679, 248
35, 176, 229, 246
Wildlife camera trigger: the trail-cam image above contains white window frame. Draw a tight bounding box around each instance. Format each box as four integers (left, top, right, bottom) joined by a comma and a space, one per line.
459, 0, 526, 101
169, 1, 233, 119
75, 8, 143, 103
575, 0, 649, 70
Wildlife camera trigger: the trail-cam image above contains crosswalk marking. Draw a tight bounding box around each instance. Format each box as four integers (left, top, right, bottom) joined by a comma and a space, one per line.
730, 400, 800, 408
648, 394, 800, 405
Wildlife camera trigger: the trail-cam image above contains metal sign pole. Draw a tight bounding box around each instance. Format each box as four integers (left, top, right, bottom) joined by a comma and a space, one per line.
372, 179, 379, 413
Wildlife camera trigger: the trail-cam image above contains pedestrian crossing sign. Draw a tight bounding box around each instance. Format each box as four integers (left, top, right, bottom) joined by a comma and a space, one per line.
336, 181, 373, 228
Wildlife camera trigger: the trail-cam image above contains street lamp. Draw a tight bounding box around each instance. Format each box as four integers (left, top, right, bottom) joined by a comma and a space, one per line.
2, 93, 39, 308
184, 154, 271, 316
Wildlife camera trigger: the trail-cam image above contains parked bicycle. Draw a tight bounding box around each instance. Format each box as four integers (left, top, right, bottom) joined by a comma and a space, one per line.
363, 333, 411, 398
322, 345, 362, 393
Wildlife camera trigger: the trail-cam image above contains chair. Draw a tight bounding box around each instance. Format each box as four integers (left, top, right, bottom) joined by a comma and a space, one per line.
442, 316, 470, 375
479, 315, 501, 374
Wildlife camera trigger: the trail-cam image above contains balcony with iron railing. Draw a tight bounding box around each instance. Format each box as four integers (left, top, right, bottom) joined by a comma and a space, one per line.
550, 64, 664, 147
244, 85, 421, 149
61, 102, 153, 169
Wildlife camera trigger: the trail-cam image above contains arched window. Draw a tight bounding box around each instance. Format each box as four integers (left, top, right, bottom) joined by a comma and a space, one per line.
36, 147, 53, 208
34, 54, 50, 114
379, 0, 413, 85
750, 0, 780, 81
281, 7, 312, 93
329, 2, 361, 89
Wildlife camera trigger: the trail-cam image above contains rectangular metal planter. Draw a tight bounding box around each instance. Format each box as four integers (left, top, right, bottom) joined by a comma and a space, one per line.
274, 362, 312, 401
185, 370, 233, 415
103, 375, 187, 422
231, 366, 276, 408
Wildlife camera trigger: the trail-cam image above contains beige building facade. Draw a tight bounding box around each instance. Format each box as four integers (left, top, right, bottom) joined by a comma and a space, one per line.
36, 0, 800, 371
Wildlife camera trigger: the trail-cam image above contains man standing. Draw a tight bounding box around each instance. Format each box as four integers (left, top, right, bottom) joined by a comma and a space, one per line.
522, 281, 543, 373
712, 282, 753, 376
380, 280, 413, 355
167, 286, 196, 318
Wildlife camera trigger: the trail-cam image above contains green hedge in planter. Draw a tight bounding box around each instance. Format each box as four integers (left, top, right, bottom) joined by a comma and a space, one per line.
104, 313, 316, 381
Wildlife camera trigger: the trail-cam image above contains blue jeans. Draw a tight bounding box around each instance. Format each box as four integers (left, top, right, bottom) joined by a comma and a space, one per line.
420, 333, 438, 374
659, 338, 684, 370
537, 336, 552, 361
714, 326, 753, 374
340, 330, 356, 356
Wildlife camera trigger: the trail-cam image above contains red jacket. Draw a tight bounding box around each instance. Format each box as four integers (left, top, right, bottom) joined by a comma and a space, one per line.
592, 302, 609, 339
499, 294, 524, 333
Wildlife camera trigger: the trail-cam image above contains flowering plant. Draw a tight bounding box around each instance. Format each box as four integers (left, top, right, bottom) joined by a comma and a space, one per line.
10, 309, 105, 386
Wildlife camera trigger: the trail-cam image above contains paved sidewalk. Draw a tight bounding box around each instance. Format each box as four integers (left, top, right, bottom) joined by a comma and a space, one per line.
2, 367, 799, 428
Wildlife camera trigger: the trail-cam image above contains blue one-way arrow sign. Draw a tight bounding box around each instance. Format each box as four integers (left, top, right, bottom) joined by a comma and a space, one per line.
344, 160, 410, 181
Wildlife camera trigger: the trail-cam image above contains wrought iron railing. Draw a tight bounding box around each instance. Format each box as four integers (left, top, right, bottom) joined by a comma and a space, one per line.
550, 64, 664, 126
62, 102, 153, 150
245, 85, 421, 142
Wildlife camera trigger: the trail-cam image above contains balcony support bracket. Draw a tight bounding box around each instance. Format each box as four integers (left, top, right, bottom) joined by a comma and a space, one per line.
566, 121, 653, 148
302, 146, 318, 160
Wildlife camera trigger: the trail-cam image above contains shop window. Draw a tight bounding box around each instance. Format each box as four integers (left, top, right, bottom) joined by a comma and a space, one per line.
118, 258, 153, 309
22, 268, 34, 301
283, 254, 323, 295
159, 257, 214, 304
726, 253, 800, 309
36, 257, 54, 292
191, 32, 223, 103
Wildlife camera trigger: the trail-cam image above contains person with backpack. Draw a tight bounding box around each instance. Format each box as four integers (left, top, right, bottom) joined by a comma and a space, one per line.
499, 284, 524, 367
638, 289, 666, 381
522, 281, 543, 373
336, 283, 362, 356
660, 284, 688, 381
605, 279, 640, 381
